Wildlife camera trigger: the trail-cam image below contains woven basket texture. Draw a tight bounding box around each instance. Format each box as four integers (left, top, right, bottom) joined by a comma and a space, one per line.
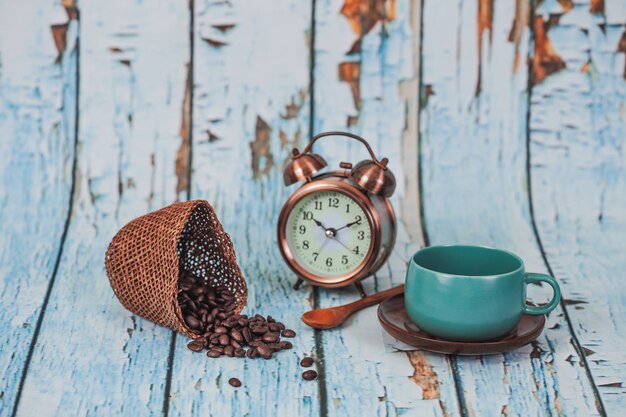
105, 200, 247, 338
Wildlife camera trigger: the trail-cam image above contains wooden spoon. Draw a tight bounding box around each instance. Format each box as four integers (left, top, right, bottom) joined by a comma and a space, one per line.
301, 285, 405, 330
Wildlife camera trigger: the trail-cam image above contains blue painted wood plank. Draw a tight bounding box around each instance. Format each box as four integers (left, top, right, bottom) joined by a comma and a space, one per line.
529, 0, 626, 412
165, 1, 319, 416
0, 1, 77, 414
313, 1, 462, 416
419, 0, 603, 415
11, 1, 190, 415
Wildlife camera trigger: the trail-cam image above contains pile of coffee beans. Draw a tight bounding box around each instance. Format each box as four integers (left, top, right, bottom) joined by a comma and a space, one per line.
178, 272, 295, 360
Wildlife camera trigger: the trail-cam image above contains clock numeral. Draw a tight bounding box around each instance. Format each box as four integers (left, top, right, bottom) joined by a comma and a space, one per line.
325, 257, 333, 267
354, 215, 362, 225
357, 231, 365, 240
299, 225, 306, 235
353, 246, 360, 255
314, 201, 323, 210
302, 240, 310, 250
328, 197, 339, 208
341, 255, 348, 265
345, 204, 350, 213
303, 211, 313, 220
313, 252, 319, 261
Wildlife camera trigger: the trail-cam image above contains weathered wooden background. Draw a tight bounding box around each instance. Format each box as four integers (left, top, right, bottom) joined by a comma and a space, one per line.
0, 0, 624, 416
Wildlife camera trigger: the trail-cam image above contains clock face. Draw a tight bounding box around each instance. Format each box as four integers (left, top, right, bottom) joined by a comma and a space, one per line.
285, 190, 372, 279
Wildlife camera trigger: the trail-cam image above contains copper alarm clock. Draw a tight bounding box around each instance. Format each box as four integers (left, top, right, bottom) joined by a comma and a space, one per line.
277, 131, 397, 297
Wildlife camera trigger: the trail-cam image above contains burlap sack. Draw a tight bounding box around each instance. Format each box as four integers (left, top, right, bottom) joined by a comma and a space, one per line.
105, 200, 247, 339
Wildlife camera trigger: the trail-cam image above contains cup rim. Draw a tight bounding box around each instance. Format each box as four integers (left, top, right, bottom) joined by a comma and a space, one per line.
410, 245, 524, 277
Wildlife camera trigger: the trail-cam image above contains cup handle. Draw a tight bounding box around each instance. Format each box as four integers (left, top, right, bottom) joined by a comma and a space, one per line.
522, 273, 561, 315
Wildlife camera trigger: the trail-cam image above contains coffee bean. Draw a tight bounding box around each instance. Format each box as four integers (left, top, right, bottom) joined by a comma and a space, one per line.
231, 340, 242, 350
302, 370, 318, 380
247, 348, 258, 359
187, 340, 205, 352
300, 357, 314, 367
230, 329, 243, 343
224, 346, 235, 357
279, 341, 293, 350
281, 329, 296, 338
234, 348, 246, 357
269, 323, 281, 332
214, 326, 228, 334
252, 325, 269, 335
207, 350, 222, 358
275, 322, 286, 331
228, 377, 241, 388
257, 345, 273, 360
242, 327, 252, 342
262, 332, 279, 343
218, 334, 230, 346
185, 315, 202, 330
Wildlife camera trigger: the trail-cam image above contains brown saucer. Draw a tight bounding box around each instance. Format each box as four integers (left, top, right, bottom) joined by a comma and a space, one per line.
377, 293, 545, 355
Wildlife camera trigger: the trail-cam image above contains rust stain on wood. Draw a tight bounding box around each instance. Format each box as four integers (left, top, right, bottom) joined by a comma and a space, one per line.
202, 38, 228, 47
175, 62, 192, 196
508, 0, 530, 73
557, 0, 574, 13
50, 0, 79, 64
532, 15, 566, 85
341, 0, 396, 53
407, 351, 440, 400
281, 91, 306, 120
590, 0, 604, 13
599, 382, 623, 387
212, 23, 236, 33
475, 0, 493, 96
250, 116, 274, 179
338, 0, 395, 115
338, 62, 361, 110
618, 29, 626, 80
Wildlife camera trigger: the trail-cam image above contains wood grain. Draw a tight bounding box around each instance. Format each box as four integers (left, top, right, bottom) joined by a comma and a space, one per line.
529, 0, 626, 412
314, 1, 462, 416
165, 1, 318, 416
419, 0, 603, 415
11, 1, 190, 415
0, 1, 77, 414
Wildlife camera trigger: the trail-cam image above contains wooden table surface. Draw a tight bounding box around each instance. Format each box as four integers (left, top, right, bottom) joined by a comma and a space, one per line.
1, 0, 624, 416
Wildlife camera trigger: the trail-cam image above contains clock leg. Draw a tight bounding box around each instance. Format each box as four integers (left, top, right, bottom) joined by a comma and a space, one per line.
354, 281, 367, 298
293, 277, 304, 290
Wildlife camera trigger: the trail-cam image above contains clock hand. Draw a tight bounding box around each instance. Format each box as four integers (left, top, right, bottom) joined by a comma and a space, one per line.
335, 219, 361, 232
332, 235, 353, 254
311, 217, 329, 231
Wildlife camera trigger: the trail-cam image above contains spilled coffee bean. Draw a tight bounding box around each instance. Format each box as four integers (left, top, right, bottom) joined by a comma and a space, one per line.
300, 357, 314, 367
178, 271, 294, 361
281, 329, 296, 338
228, 377, 242, 388
302, 370, 318, 381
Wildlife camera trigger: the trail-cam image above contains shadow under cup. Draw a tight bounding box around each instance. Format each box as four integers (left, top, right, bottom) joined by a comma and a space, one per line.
404, 245, 561, 342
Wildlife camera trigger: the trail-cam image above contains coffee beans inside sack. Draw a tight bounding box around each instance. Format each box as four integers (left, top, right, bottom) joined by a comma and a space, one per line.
178, 271, 296, 360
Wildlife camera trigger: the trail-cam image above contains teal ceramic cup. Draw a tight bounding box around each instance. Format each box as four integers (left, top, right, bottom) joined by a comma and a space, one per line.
405, 245, 561, 342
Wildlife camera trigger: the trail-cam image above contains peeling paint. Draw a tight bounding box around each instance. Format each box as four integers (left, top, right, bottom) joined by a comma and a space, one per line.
590, 0, 604, 14
50, 0, 79, 63
508, 0, 530, 73
476, 0, 494, 95
532, 15, 566, 85
618, 29, 626, 80
201, 37, 228, 47
250, 116, 274, 179
340, 0, 396, 53
175, 62, 192, 196
407, 351, 440, 400
338, 62, 361, 110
